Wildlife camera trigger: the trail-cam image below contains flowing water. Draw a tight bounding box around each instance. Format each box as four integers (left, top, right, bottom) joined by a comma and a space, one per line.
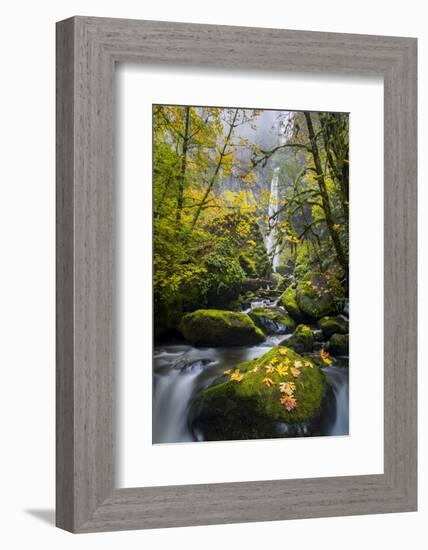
266, 166, 281, 271
152, 309, 349, 444
322, 365, 349, 435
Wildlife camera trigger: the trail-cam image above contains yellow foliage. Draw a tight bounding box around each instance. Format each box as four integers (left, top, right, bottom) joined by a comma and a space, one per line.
279, 381, 296, 396
230, 369, 244, 382
280, 395, 297, 411
276, 364, 289, 377
262, 377, 276, 387
290, 367, 301, 378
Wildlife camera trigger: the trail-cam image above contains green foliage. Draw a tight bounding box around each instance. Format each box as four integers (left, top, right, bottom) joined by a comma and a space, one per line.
153, 106, 349, 337
201, 238, 245, 299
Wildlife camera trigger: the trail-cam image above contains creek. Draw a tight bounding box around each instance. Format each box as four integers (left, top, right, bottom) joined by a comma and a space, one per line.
153, 296, 349, 444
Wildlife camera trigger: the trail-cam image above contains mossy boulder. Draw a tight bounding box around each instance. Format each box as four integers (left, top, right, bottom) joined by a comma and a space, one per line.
325, 333, 349, 356
296, 272, 344, 320
280, 286, 305, 322
249, 306, 295, 335
192, 346, 327, 440
318, 316, 348, 339
282, 324, 314, 353
180, 309, 265, 347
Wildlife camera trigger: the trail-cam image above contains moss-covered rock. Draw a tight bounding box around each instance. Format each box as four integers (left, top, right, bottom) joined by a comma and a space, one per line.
180, 309, 265, 347
283, 324, 314, 353
326, 333, 349, 356
192, 346, 327, 440
313, 329, 325, 342
280, 286, 305, 322
249, 306, 295, 335
271, 272, 285, 291
296, 272, 344, 320
318, 316, 348, 339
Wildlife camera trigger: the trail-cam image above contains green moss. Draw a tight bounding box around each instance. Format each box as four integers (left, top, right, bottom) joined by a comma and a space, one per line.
180, 309, 265, 346
280, 286, 305, 322
296, 272, 344, 320
238, 251, 258, 278
318, 316, 348, 338
326, 333, 349, 356
195, 347, 327, 439
249, 306, 295, 334
283, 324, 314, 353
271, 272, 285, 291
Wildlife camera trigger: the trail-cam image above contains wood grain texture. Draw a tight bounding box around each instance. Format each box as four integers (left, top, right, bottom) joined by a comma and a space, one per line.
56, 16, 417, 533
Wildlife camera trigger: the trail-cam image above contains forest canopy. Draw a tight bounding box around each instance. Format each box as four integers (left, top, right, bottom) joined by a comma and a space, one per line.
153, 104, 349, 338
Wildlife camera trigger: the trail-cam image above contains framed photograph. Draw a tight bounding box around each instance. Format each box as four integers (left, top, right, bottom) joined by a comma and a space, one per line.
56, 16, 417, 532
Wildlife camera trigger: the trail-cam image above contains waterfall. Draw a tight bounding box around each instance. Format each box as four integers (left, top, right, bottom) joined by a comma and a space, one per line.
266, 166, 280, 271
323, 366, 349, 436
152, 369, 199, 443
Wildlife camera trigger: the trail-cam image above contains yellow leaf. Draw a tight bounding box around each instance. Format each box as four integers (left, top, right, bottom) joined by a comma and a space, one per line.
280, 395, 297, 411
320, 349, 333, 365
276, 364, 289, 377
230, 369, 244, 382
290, 367, 301, 378
279, 381, 296, 395
264, 364, 276, 374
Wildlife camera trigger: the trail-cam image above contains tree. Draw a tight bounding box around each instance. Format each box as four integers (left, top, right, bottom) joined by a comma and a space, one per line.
250, 110, 349, 279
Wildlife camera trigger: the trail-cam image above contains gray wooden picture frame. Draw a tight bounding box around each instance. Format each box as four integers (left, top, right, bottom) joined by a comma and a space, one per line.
56, 16, 417, 533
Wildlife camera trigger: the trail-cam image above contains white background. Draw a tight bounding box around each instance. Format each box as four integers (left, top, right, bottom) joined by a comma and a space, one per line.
0, 1, 425, 549
118, 67, 384, 487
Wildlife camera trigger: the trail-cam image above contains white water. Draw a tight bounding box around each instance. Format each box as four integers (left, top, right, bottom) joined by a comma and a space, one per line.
322, 366, 349, 435
153, 369, 200, 443
266, 166, 281, 271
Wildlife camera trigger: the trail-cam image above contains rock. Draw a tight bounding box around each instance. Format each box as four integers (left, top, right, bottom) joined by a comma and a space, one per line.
296, 272, 344, 320
318, 316, 348, 339
325, 333, 349, 356
313, 341, 324, 352
249, 306, 295, 335
241, 278, 272, 293
282, 324, 314, 353
176, 358, 214, 374
279, 286, 305, 322
343, 300, 349, 317
313, 329, 324, 342
180, 309, 265, 347
191, 346, 327, 440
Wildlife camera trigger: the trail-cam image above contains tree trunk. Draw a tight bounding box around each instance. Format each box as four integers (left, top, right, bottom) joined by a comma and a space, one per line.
304, 112, 348, 274
176, 106, 190, 225
320, 113, 349, 221
190, 109, 239, 230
